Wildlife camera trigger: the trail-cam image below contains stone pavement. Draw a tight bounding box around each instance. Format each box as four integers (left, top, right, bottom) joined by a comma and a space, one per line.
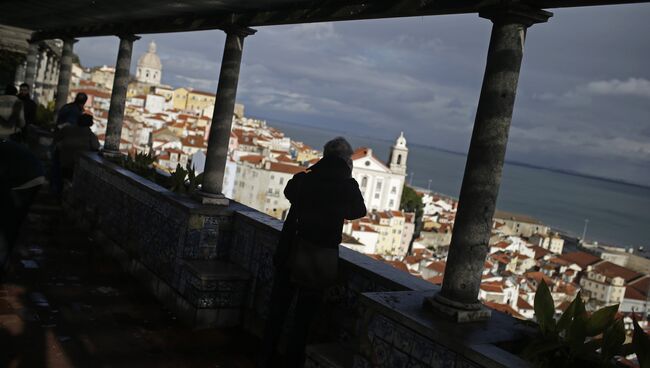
0, 191, 259, 368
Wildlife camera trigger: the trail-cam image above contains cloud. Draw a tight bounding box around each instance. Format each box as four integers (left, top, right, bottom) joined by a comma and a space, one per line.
585, 78, 650, 98
73, 5, 650, 185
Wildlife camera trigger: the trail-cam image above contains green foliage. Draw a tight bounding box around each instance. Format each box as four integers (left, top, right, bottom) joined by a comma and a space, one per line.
523, 281, 649, 367
400, 185, 423, 216
168, 162, 203, 194
118, 151, 204, 196
122, 151, 157, 181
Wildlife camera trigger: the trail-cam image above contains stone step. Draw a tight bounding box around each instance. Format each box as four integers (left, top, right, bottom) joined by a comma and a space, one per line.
305, 343, 354, 368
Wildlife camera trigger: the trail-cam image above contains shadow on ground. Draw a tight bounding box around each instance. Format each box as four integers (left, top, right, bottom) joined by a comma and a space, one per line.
0, 190, 259, 368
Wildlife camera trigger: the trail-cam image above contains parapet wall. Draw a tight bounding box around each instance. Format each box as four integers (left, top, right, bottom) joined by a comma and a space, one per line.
69, 153, 531, 368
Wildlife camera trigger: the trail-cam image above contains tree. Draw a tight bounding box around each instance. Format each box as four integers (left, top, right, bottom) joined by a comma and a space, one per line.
400, 184, 423, 216
400, 185, 424, 256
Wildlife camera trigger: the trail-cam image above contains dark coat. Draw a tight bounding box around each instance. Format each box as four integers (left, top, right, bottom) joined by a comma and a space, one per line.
54, 125, 100, 169
274, 156, 366, 269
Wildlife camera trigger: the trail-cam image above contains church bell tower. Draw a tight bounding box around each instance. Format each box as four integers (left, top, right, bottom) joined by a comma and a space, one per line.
389, 132, 408, 176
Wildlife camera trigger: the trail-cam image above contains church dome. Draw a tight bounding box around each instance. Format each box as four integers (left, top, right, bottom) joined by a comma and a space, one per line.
138, 41, 162, 71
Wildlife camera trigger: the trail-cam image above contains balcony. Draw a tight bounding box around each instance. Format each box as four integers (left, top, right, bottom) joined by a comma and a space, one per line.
3, 1, 646, 366
2, 151, 535, 367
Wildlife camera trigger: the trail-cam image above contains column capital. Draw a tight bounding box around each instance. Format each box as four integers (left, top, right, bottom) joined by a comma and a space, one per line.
116, 33, 141, 42
223, 25, 257, 38
479, 5, 552, 27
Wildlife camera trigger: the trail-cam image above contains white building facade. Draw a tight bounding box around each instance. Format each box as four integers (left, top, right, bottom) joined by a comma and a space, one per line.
351, 133, 408, 212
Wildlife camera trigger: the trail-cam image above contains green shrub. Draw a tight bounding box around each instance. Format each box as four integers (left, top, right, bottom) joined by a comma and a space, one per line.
168, 162, 202, 194
524, 281, 649, 368
122, 151, 157, 181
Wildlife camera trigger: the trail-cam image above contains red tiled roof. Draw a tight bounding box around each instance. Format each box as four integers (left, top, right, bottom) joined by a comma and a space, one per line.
593, 261, 643, 283
525, 271, 554, 285
275, 154, 295, 164
71, 88, 111, 99
627, 276, 650, 300
558, 251, 601, 269
351, 223, 377, 233
517, 297, 533, 310
529, 245, 552, 260
404, 255, 423, 265
181, 136, 206, 148
425, 261, 446, 273
426, 276, 444, 285
240, 155, 264, 165
268, 162, 306, 175
480, 281, 505, 293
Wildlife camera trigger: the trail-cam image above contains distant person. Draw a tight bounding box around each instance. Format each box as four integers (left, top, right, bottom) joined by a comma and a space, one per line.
51, 114, 100, 195
17, 83, 37, 127
56, 92, 87, 127
0, 139, 45, 281
259, 137, 367, 368
0, 85, 25, 141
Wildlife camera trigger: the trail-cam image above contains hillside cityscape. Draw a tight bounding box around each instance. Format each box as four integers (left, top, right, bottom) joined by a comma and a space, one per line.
51, 41, 650, 336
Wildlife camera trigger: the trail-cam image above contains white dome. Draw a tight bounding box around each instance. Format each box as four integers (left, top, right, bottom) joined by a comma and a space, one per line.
138, 41, 162, 70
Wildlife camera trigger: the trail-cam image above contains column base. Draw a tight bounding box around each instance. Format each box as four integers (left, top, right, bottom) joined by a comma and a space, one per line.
101, 149, 124, 161
193, 190, 229, 206
423, 292, 491, 323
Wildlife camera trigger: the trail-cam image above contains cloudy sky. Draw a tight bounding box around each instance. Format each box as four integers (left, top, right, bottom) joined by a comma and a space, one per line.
75, 4, 650, 186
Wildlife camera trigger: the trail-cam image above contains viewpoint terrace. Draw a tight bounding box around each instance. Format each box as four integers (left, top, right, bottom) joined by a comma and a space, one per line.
2, 0, 649, 367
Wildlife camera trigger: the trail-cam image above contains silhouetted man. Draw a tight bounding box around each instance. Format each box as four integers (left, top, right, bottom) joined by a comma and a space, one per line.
17, 83, 37, 127
56, 92, 87, 127
259, 137, 367, 368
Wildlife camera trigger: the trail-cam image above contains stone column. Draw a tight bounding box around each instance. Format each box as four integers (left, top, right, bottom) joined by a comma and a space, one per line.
198, 26, 256, 205
54, 38, 77, 112
425, 5, 551, 322
103, 34, 140, 157
23, 41, 39, 97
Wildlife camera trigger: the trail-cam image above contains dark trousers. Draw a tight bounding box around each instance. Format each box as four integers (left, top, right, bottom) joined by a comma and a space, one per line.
0, 185, 41, 280
259, 272, 323, 368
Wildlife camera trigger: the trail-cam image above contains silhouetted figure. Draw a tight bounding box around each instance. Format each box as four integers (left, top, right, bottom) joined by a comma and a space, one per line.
51, 114, 99, 196
0, 85, 25, 141
259, 137, 366, 368
56, 92, 87, 127
0, 139, 45, 280
17, 84, 37, 127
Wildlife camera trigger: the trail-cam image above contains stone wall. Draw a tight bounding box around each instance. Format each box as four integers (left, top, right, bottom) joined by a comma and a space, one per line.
70, 153, 531, 367
70, 153, 250, 327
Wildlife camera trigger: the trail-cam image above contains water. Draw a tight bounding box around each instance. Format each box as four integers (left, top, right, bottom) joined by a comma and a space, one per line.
268, 120, 650, 251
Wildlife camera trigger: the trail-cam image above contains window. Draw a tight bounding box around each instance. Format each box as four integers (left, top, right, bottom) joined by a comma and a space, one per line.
391, 186, 396, 194
389, 200, 394, 207
279, 177, 284, 185
365, 161, 370, 166
271, 175, 275, 180
374, 193, 380, 199
376, 181, 382, 191
397, 154, 402, 165
361, 177, 368, 188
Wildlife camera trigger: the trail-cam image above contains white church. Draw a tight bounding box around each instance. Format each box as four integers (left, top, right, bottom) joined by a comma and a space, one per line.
351, 132, 408, 212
